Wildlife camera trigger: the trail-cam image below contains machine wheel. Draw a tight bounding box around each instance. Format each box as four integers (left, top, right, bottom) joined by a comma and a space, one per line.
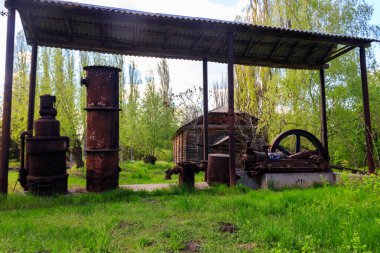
270, 129, 327, 160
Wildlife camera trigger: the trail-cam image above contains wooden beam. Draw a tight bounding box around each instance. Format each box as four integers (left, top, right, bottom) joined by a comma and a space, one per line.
321, 44, 336, 62
23, 12, 39, 41
303, 43, 318, 63
285, 40, 298, 61
208, 33, 223, 53
267, 39, 282, 59
162, 28, 169, 49
218, 34, 227, 54
192, 32, 204, 51
64, 16, 73, 38
242, 35, 257, 57
99, 24, 106, 46
133, 23, 139, 43
324, 45, 355, 63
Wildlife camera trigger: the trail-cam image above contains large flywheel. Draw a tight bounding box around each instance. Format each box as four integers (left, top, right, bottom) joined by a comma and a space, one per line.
270, 129, 327, 161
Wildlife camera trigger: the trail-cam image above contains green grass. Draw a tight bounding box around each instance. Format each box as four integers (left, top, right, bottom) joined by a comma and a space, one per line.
8, 161, 205, 192
1, 176, 380, 252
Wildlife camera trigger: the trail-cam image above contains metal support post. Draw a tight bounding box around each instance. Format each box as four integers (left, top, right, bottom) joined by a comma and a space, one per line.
202, 57, 209, 181
27, 44, 38, 132
319, 68, 329, 160
359, 47, 376, 174
0, 3, 16, 194
227, 32, 236, 186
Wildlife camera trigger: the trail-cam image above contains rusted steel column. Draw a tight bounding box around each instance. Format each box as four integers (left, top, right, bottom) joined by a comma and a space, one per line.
203, 57, 209, 181
202, 57, 209, 161
319, 68, 329, 160
359, 47, 376, 174
82, 66, 121, 192
227, 32, 236, 186
27, 44, 38, 132
0, 4, 16, 194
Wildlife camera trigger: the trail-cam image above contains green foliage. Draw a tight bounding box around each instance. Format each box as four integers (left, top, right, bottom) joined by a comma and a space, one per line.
11, 32, 29, 146
139, 59, 177, 157
120, 60, 143, 159
235, 0, 380, 169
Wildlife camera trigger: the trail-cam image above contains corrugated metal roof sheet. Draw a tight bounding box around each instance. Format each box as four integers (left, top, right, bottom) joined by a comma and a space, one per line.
8, 0, 379, 69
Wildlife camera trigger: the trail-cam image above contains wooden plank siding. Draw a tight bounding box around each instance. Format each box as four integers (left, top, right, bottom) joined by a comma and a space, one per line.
173, 109, 267, 167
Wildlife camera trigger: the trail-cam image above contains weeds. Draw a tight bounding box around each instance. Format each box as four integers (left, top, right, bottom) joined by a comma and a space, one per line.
1, 176, 380, 252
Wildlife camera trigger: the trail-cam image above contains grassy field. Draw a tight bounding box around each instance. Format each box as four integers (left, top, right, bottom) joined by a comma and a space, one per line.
1, 174, 380, 252
7, 161, 205, 192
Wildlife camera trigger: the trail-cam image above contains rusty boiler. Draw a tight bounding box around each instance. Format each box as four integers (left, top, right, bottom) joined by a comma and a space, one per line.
81, 66, 121, 192
24, 95, 69, 195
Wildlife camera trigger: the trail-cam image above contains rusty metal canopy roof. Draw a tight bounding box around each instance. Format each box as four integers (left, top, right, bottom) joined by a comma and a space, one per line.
8, 0, 378, 69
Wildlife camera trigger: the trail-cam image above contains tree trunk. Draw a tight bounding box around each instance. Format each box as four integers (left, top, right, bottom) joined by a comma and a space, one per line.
72, 139, 84, 168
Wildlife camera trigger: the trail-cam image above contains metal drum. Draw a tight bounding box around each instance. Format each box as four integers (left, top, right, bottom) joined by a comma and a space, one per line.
207, 153, 230, 185
81, 66, 121, 192
26, 95, 69, 195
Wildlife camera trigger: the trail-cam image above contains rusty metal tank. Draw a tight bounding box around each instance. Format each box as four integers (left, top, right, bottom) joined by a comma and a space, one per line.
207, 153, 230, 185
26, 95, 69, 195
81, 66, 121, 192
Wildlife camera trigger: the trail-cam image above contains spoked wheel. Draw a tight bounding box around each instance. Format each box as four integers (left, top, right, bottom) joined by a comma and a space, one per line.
270, 129, 327, 160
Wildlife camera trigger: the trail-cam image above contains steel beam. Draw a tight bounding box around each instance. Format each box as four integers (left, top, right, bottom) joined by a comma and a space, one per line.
202, 57, 209, 180
319, 68, 329, 160
359, 47, 376, 174
0, 3, 16, 194
27, 44, 38, 132
227, 32, 236, 186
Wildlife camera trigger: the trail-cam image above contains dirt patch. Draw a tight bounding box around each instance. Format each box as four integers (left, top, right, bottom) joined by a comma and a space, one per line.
218, 222, 239, 234
68, 187, 87, 194
142, 199, 160, 204
179, 241, 202, 252
238, 243, 257, 250
117, 220, 139, 229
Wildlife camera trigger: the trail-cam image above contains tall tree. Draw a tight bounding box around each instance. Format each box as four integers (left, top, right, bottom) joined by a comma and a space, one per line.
51, 49, 84, 167
140, 72, 162, 156
120, 59, 143, 160
157, 59, 177, 148
10, 32, 30, 159
235, 0, 380, 168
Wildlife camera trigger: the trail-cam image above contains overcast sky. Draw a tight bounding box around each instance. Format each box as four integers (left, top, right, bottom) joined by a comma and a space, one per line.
0, 0, 379, 95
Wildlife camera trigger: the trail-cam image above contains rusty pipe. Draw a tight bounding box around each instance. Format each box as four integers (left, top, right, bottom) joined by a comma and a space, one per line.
165, 166, 182, 180
19, 131, 32, 190
80, 77, 88, 87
